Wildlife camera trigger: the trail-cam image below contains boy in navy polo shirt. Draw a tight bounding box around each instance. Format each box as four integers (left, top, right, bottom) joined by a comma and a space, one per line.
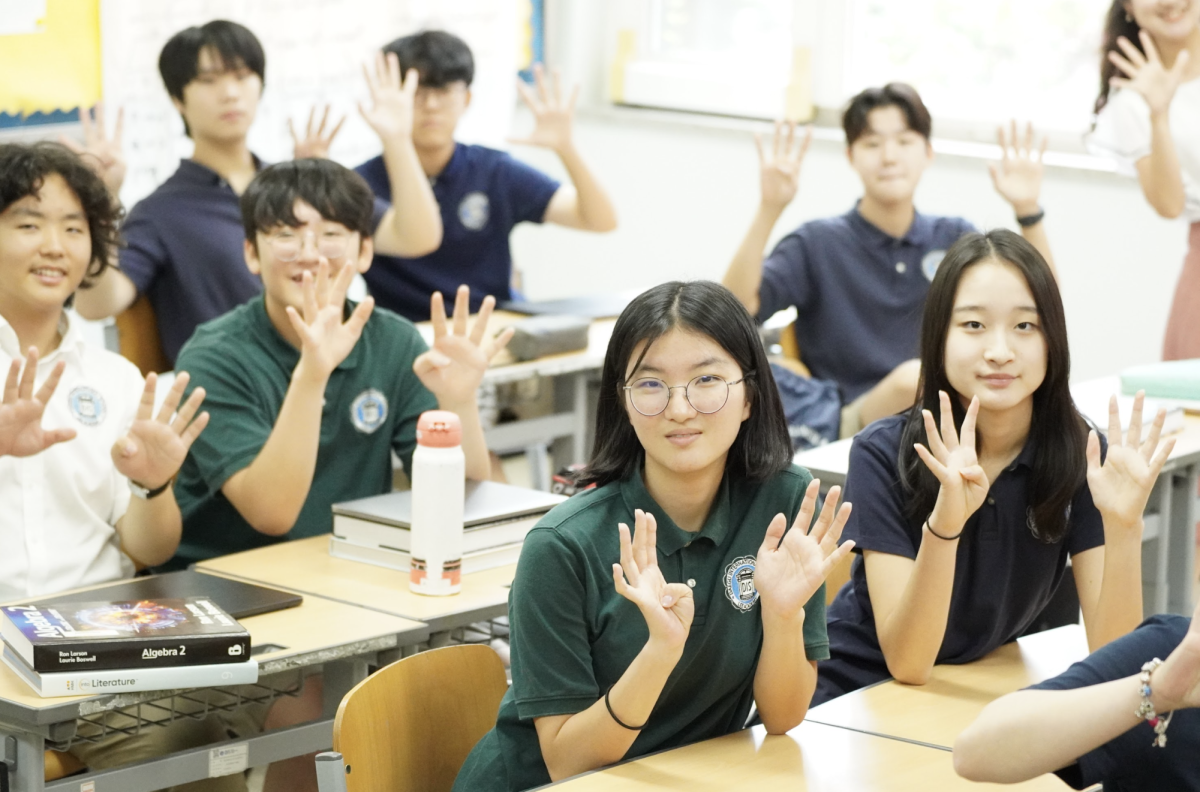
354, 29, 618, 322
723, 83, 1053, 437
72, 20, 442, 365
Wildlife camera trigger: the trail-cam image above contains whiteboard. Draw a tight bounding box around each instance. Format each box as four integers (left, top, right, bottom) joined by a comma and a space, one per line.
100, 0, 520, 208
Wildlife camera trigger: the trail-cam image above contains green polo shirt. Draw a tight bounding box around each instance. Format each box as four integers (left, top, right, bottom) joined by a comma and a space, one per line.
453, 463, 829, 792
171, 296, 437, 565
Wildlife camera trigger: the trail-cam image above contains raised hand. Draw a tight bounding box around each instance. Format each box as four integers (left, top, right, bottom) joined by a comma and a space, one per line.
914, 392, 990, 535
111, 373, 209, 490
413, 285, 514, 406
755, 479, 855, 620
508, 64, 579, 154
59, 103, 126, 195
1150, 599, 1200, 713
1086, 392, 1176, 529
290, 104, 346, 159
0, 349, 76, 457
755, 120, 810, 210
612, 509, 695, 653
358, 51, 417, 143
286, 260, 375, 379
988, 120, 1046, 216
1109, 32, 1190, 116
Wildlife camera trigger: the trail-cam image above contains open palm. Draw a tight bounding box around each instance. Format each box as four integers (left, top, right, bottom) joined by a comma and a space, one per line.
1109, 32, 1190, 116
755, 479, 855, 620
988, 120, 1046, 213
0, 350, 75, 458
111, 372, 209, 489
612, 509, 694, 652
413, 285, 513, 405
1086, 392, 1175, 528
286, 261, 375, 379
756, 120, 810, 209
915, 392, 990, 535
358, 51, 416, 142
508, 64, 578, 154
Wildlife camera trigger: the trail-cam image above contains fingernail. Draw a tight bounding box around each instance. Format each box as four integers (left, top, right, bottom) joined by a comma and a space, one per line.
661, 595, 673, 607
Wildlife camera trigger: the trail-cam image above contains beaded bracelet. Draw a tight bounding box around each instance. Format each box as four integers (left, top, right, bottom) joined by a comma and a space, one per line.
1133, 658, 1174, 748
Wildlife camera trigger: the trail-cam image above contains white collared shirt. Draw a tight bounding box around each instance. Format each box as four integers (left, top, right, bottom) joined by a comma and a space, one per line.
0, 313, 144, 601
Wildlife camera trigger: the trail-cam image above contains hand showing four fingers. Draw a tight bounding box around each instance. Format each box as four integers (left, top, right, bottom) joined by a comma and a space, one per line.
988, 120, 1046, 215
412, 285, 514, 406
755, 479, 855, 620
1086, 391, 1176, 529
755, 120, 811, 211
111, 373, 209, 491
915, 391, 990, 536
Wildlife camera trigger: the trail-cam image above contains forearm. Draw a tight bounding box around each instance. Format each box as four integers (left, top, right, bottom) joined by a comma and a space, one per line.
116, 491, 183, 568
74, 264, 138, 320
221, 363, 326, 535
378, 138, 442, 256
1086, 530, 1144, 651
437, 394, 491, 481
1140, 112, 1186, 219
1016, 216, 1056, 280
876, 529, 960, 684
753, 609, 817, 733
723, 204, 783, 316
539, 642, 679, 781
555, 143, 617, 232
954, 680, 1143, 783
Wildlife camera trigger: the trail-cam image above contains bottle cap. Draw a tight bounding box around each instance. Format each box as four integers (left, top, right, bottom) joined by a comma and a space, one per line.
416, 410, 462, 448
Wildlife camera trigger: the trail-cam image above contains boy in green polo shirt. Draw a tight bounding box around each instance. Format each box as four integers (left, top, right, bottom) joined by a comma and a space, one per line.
172, 158, 511, 565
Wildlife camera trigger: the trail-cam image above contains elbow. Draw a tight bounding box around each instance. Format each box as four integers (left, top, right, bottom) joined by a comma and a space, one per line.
952, 738, 989, 782
1152, 197, 1186, 219
760, 714, 804, 736
591, 215, 618, 233
883, 652, 933, 687
241, 507, 297, 537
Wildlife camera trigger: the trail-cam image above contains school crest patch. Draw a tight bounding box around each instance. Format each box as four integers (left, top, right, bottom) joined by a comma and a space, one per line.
724, 555, 759, 612
67, 386, 106, 426
458, 192, 490, 231
921, 249, 948, 281
350, 389, 388, 434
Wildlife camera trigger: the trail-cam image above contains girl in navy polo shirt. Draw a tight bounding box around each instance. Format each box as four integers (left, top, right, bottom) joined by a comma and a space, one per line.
455, 282, 854, 791
814, 229, 1177, 704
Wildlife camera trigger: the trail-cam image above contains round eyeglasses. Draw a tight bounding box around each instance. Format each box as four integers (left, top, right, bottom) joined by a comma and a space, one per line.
265, 229, 353, 262
622, 372, 753, 417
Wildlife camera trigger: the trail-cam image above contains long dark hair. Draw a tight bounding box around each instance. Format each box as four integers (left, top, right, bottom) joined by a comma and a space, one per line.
1095, 1, 1142, 117
897, 230, 1088, 544
581, 281, 793, 488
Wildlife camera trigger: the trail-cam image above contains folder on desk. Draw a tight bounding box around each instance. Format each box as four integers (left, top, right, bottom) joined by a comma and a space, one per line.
42, 570, 302, 620
1121, 359, 1200, 403
500, 291, 638, 319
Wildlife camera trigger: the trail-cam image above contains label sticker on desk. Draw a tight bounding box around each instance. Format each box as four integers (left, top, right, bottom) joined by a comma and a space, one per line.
209, 743, 249, 777
80, 783, 96, 792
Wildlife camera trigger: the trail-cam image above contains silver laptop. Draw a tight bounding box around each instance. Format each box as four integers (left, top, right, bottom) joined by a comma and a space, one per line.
332, 480, 566, 529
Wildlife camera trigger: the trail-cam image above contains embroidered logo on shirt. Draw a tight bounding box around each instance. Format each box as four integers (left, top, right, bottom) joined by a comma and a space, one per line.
67, 386, 106, 426
458, 192, 490, 231
724, 555, 759, 612
921, 249, 947, 281
350, 389, 388, 434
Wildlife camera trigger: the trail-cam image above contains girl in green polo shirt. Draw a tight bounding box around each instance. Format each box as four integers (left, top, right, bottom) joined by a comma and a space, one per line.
454, 281, 855, 791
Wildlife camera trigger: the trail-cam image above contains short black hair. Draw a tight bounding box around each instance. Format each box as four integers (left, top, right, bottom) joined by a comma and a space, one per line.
240, 158, 375, 246
0, 142, 121, 294
159, 20, 265, 136
842, 82, 932, 146
383, 29, 474, 88
581, 281, 793, 489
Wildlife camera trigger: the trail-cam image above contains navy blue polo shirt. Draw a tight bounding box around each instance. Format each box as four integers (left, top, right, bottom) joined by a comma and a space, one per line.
355, 143, 560, 322
119, 159, 265, 363
1028, 614, 1199, 791
756, 206, 975, 401
813, 415, 1106, 704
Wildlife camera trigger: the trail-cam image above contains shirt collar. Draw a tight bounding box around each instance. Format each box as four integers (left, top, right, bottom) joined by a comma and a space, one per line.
847, 201, 934, 248
1010, 433, 1038, 472
0, 311, 83, 362
429, 143, 466, 188
618, 466, 733, 556
248, 295, 362, 371
178, 154, 266, 188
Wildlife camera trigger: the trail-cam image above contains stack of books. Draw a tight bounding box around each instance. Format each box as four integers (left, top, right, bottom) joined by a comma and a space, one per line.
1, 596, 258, 697
329, 480, 567, 574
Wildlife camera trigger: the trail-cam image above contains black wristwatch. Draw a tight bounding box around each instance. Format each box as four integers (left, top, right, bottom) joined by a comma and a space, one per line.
1016, 207, 1046, 227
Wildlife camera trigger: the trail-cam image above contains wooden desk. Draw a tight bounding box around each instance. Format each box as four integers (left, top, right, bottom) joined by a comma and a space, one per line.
538, 720, 1068, 791
195, 528, 536, 633
806, 624, 1089, 750
0, 584, 427, 792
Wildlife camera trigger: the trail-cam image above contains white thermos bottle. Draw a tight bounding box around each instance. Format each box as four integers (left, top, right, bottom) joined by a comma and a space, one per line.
409, 410, 465, 595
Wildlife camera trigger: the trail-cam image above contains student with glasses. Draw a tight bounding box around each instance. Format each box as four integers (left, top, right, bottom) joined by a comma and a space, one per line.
454, 281, 855, 791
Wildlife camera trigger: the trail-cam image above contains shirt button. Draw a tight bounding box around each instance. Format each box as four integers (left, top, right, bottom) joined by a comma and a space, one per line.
687, 579, 696, 588
987, 497, 995, 505
895, 262, 907, 273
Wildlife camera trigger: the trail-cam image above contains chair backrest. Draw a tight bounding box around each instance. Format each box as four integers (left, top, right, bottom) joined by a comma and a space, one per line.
333, 644, 508, 792
115, 295, 171, 376
776, 321, 811, 378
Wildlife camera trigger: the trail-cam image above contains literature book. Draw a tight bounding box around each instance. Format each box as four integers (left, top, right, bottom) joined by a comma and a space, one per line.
0, 597, 250, 673
2, 645, 258, 698
329, 536, 523, 574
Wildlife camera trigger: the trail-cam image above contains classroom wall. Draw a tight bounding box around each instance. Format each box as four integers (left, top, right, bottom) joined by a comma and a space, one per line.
506, 108, 1187, 383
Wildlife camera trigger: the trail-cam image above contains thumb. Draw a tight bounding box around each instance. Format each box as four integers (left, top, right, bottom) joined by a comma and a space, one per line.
660, 583, 693, 609
112, 435, 138, 459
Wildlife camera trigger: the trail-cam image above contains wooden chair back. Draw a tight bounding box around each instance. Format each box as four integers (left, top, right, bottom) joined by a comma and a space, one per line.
333, 644, 508, 792
775, 321, 811, 378
115, 295, 171, 376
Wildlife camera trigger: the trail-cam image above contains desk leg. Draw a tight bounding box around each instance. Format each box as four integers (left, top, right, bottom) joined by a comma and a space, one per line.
321, 658, 370, 721
2, 728, 44, 792
1166, 463, 1198, 615
550, 371, 595, 468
